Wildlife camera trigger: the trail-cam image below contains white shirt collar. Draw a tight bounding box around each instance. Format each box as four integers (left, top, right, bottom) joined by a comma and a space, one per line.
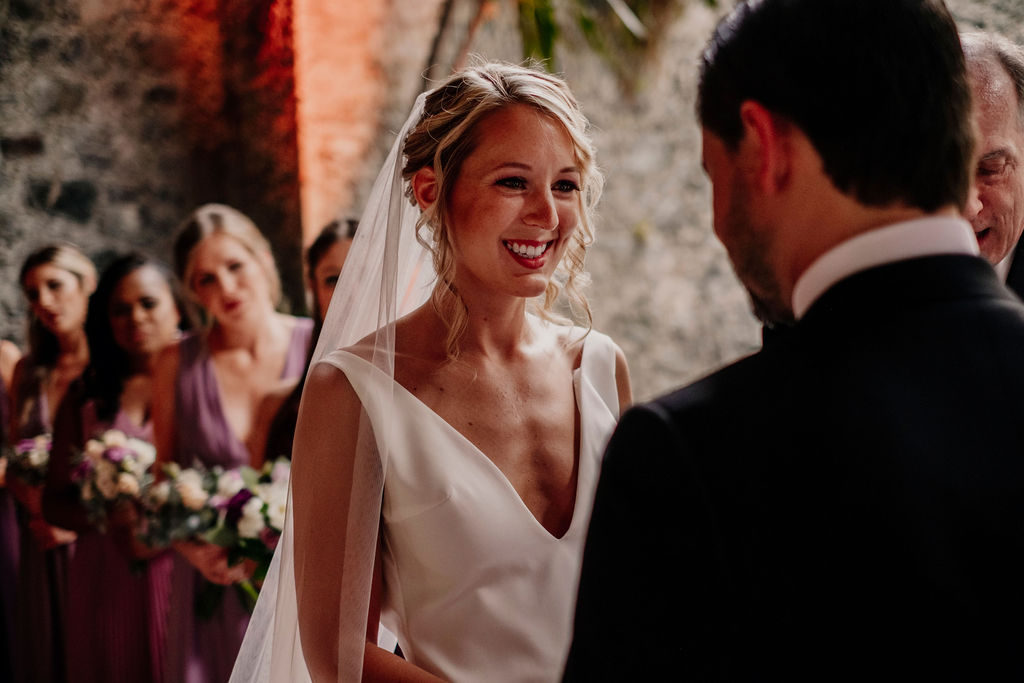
995, 247, 1015, 283
791, 215, 979, 320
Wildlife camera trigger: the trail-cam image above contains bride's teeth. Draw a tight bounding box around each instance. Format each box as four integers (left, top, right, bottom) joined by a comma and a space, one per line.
505, 240, 550, 258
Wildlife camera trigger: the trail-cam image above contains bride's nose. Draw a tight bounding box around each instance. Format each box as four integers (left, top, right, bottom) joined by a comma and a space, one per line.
523, 188, 559, 230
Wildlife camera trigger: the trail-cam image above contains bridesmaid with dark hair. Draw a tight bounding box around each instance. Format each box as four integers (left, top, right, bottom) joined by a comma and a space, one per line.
252, 218, 357, 463
43, 253, 192, 683
8, 243, 96, 683
0, 338, 24, 683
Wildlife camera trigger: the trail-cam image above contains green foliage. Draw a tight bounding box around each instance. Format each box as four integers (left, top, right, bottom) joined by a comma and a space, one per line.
515, 0, 717, 90
518, 0, 560, 67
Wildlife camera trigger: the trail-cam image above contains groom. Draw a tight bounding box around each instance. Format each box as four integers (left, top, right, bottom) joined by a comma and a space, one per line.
565, 0, 1024, 680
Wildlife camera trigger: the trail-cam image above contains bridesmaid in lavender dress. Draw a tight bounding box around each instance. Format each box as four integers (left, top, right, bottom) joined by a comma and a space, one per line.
8, 244, 96, 683
153, 205, 313, 683
0, 338, 24, 683
44, 254, 192, 683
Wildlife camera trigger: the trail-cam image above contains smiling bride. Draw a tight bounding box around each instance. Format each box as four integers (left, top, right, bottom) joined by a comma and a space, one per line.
231, 62, 631, 683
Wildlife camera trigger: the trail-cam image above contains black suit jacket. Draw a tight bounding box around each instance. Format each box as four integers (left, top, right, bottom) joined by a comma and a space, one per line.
564, 255, 1024, 682
1005, 237, 1024, 300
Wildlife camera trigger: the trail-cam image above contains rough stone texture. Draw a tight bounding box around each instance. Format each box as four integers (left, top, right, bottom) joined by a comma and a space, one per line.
0, 0, 303, 336
0, 0, 1021, 402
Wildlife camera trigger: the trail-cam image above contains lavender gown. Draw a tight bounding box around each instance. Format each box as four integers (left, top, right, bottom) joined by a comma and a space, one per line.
164, 318, 313, 683
11, 362, 72, 683
63, 400, 174, 683
0, 371, 17, 683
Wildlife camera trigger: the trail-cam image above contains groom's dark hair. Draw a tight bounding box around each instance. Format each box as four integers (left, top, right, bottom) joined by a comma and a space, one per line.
697, 0, 974, 213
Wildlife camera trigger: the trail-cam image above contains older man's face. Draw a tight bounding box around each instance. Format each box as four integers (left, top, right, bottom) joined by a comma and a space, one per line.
965, 58, 1024, 265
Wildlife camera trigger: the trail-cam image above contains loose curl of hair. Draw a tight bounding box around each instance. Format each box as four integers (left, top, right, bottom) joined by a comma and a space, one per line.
401, 62, 603, 360
172, 203, 283, 323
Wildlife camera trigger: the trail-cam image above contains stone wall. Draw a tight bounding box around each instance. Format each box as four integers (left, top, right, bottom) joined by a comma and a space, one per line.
0, 0, 302, 330
1, 0, 1022, 401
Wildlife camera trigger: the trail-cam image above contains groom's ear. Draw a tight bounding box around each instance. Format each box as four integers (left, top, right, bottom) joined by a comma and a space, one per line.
412, 166, 439, 209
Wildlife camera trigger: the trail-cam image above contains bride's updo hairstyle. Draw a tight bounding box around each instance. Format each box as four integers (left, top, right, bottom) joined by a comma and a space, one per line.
402, 62, 603, 359
173, 203, 283, 312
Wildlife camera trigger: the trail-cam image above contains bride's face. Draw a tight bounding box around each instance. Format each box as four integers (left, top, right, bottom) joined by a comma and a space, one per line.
445, 104, 582, 301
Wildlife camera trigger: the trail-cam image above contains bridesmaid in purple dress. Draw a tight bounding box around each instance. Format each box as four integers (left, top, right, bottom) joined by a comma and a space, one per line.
0, 338, 24, 683
44, 253, 193, 683
152, 204, 313, 683
8, 244, 96, 683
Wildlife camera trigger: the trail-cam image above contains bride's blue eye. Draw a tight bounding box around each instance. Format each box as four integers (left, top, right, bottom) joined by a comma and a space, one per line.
553, 180, 580, 193
496, 177, 527, 190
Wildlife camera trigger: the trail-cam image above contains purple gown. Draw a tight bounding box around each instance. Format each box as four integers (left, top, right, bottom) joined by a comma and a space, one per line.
11, 360, 72, 683
164, 318, 313, 683
0, 370, 17, 683
63, 400, 174, 683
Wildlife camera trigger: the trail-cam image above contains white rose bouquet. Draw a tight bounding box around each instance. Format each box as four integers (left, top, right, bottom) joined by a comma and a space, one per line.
137, 462, 221, 549
70, 429, 157, 530
5, 434, 52, 486
202, 457, 290, 604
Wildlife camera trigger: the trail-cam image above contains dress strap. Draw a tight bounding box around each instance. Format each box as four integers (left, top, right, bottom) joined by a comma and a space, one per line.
582, 330, 618, 417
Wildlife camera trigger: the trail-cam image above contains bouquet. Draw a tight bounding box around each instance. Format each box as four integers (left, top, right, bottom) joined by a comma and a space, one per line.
202, 458, 290, 602
139, 458, 290, 616
138, 462, 221, 549
5, 434, 52, 486
70, 429, 157, 530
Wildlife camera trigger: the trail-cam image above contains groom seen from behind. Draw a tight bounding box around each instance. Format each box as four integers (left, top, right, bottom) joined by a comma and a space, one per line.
565, 0, 1024, 680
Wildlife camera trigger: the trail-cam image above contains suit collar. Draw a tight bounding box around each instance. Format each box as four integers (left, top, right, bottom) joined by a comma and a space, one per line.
797, 254, 1011, 332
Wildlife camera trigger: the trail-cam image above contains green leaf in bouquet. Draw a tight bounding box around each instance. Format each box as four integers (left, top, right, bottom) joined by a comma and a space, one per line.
203, 524, 238, 548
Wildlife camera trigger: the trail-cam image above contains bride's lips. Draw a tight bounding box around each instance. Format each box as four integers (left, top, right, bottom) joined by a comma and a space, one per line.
503, 239, 555, 269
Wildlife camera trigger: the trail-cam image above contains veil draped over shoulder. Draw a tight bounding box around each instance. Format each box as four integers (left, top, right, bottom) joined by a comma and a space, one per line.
229, 93, 433, 682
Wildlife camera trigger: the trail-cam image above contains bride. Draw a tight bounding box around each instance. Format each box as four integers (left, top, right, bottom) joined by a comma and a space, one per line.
233, 62, 631, 682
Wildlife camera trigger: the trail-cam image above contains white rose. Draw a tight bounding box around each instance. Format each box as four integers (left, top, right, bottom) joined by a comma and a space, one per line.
149, 481, 171, 507
176, 470, 209, 511
237, 497, 266, 539
216, 470, 245, 499
126, 438, 156, 469
95, 460, 118, 500
117, 472, 140, 497
27, 448, 48, 468
84, 439, 105, 461
265, 482, 288, 530
101, 429, 127, 448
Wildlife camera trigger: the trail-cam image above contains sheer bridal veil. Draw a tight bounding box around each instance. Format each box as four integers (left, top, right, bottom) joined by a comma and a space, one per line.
229, 92, 433, 682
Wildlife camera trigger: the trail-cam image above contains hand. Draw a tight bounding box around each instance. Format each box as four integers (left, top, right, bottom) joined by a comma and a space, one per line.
0, 457, 7, 487
27, 516, 77, 550
7, 477, 41, 511
174, 540, 256, 586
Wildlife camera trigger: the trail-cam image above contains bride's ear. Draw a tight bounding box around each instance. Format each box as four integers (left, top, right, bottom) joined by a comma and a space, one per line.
411, 167, 438, 210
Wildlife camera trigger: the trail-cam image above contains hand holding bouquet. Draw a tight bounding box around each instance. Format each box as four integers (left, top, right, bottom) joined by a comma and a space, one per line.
71, 429, 157, 530
5, 434, 52, 486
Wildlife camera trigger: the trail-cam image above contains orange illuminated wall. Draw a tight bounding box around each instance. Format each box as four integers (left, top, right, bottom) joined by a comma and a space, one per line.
294, 0, 388, 243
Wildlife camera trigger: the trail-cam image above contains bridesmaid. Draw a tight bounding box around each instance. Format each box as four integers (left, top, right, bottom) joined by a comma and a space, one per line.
0, 338, 23, 683
253, 218, 357, 463
8, 243, 96, 683
43, 253, 192, 683
152, 204, 314, 683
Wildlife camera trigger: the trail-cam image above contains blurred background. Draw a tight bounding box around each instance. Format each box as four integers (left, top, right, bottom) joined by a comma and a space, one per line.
0, 0, 1020, 401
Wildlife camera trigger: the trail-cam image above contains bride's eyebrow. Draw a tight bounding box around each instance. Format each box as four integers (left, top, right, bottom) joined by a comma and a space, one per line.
489, 162, 580, 175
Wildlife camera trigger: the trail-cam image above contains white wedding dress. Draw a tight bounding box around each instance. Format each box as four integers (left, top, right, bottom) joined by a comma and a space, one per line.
321, 328, 619, 682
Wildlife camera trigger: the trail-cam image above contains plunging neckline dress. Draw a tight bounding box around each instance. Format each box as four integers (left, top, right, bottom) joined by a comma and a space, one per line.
321, 328, 620, 682
165, 318, 313, 683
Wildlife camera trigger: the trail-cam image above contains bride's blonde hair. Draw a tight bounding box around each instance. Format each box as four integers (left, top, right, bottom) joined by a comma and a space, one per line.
402, 62, 603, 360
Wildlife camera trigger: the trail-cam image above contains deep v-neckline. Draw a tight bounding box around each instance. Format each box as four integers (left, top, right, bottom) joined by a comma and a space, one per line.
204, 321, 302, 456
339, 349, 590, 541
